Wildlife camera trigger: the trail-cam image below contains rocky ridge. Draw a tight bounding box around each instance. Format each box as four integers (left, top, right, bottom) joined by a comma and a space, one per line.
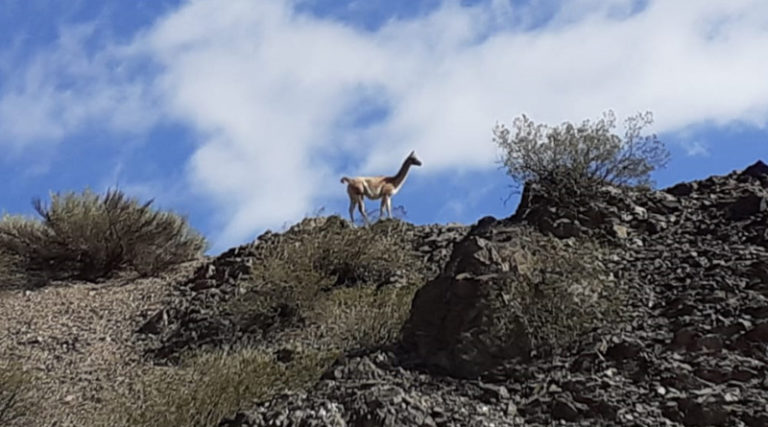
213, 161, 768, 426
140, 217, 469, 362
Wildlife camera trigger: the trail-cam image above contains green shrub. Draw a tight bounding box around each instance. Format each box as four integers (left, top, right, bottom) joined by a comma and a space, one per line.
494, 110, 670, 197
0, 189, 207, 283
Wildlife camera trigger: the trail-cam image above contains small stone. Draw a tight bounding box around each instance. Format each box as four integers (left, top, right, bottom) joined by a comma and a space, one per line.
612, 224, 629, 239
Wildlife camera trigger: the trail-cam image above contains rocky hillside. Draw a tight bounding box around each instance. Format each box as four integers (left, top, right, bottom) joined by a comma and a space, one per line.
200, 160, 768, 426
139, 218, 468, 362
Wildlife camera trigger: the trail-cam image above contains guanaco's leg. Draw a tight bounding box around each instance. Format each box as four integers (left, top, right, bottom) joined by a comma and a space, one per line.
348, 198, 356, 223
379, 197, 387, 220
357, 198, 370, 225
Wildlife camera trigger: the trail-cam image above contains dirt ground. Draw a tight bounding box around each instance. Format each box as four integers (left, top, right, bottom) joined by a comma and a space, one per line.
0, 261, 201, 426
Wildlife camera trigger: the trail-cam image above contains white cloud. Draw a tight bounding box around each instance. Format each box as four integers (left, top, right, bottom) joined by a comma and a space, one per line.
3, 0, 768, 250
680, 140, 710, 157
0, 24, 157, 149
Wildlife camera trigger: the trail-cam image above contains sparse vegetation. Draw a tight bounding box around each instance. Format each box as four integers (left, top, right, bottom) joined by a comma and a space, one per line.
0, 249, 34, 291
306, 283, 419, 351
0, 362, 33, 426
120, 217, 430, 427
0, 189, 207, 285
498, 229, 623, 350
93, 348, 338, 427
230, 217, 425, 352
494, 110, 670, 197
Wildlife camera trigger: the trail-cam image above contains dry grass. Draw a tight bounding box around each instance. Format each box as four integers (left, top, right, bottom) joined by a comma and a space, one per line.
0, 189, 206, 285
0, 361, 33, 426
304, 283, 419, 352
230, 217, 425, 352
93, 348, 338, 427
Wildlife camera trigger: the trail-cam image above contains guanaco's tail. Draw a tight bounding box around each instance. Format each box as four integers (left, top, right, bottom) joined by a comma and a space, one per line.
340, 177, 350, 184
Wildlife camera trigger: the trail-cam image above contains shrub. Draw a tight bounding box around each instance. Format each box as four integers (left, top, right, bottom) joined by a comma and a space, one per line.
0, 249, 36, 291
230, 217, 423, 344
497, 229, 624, 350
0, 189, 206, 283
304, 283, 420, 351
493, 110, 670, 197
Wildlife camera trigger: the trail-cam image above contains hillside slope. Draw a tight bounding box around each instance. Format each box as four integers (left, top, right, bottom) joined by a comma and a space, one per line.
219, 161, 768, 426
2, 161, 766, 426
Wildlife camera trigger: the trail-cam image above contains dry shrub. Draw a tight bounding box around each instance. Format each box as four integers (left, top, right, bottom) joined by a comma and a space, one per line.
0, 361, 33, 426
494, 110, 669, 199
498, 229, 624, 350
231, 217, 423, 343
93, 348, 337, 427
0, 189, 206, 284
304, 284, 419, 352
0, 249, 37, 291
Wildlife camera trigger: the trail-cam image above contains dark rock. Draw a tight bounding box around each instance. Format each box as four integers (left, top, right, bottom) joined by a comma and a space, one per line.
694, 335, 724, 352
137, 309, 167, 335
694, 367, 729, 384
475, 382, 510, 403
678, 398, 728, 426
743, 413, 768, 427
741, 322, 768, 343
552, 218, 582, 239
275, 348, 295, 363
551, 396, 586, 422
670, 327, 702, 352
667, 182, 696, 197
730, 368, 757, 382
606, 340, 642, 361
727, 193, 767, 220
740, 160, 768, 179
400, 268, 532, 378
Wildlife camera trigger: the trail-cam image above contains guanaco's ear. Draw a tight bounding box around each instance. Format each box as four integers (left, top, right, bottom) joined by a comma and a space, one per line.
409, 150, 415, 157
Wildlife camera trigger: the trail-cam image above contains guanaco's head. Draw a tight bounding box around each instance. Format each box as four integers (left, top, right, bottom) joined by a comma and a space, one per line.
407, 150, 423, 167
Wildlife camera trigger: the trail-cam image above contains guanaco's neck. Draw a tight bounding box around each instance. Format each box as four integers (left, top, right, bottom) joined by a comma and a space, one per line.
389, 158, 413, 189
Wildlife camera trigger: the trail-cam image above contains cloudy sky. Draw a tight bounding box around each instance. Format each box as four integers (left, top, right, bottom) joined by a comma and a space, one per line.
1, 0, 766, 253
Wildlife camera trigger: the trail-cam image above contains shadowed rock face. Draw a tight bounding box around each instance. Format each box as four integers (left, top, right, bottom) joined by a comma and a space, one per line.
401, 232, 533, 378
165, 161, 768, 426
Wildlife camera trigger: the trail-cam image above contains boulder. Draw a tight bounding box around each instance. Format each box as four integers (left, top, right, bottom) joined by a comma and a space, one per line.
401, 232, 534, 378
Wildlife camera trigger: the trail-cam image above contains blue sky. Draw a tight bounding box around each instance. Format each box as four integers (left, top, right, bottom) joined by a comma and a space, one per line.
1, 0, 766, 254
